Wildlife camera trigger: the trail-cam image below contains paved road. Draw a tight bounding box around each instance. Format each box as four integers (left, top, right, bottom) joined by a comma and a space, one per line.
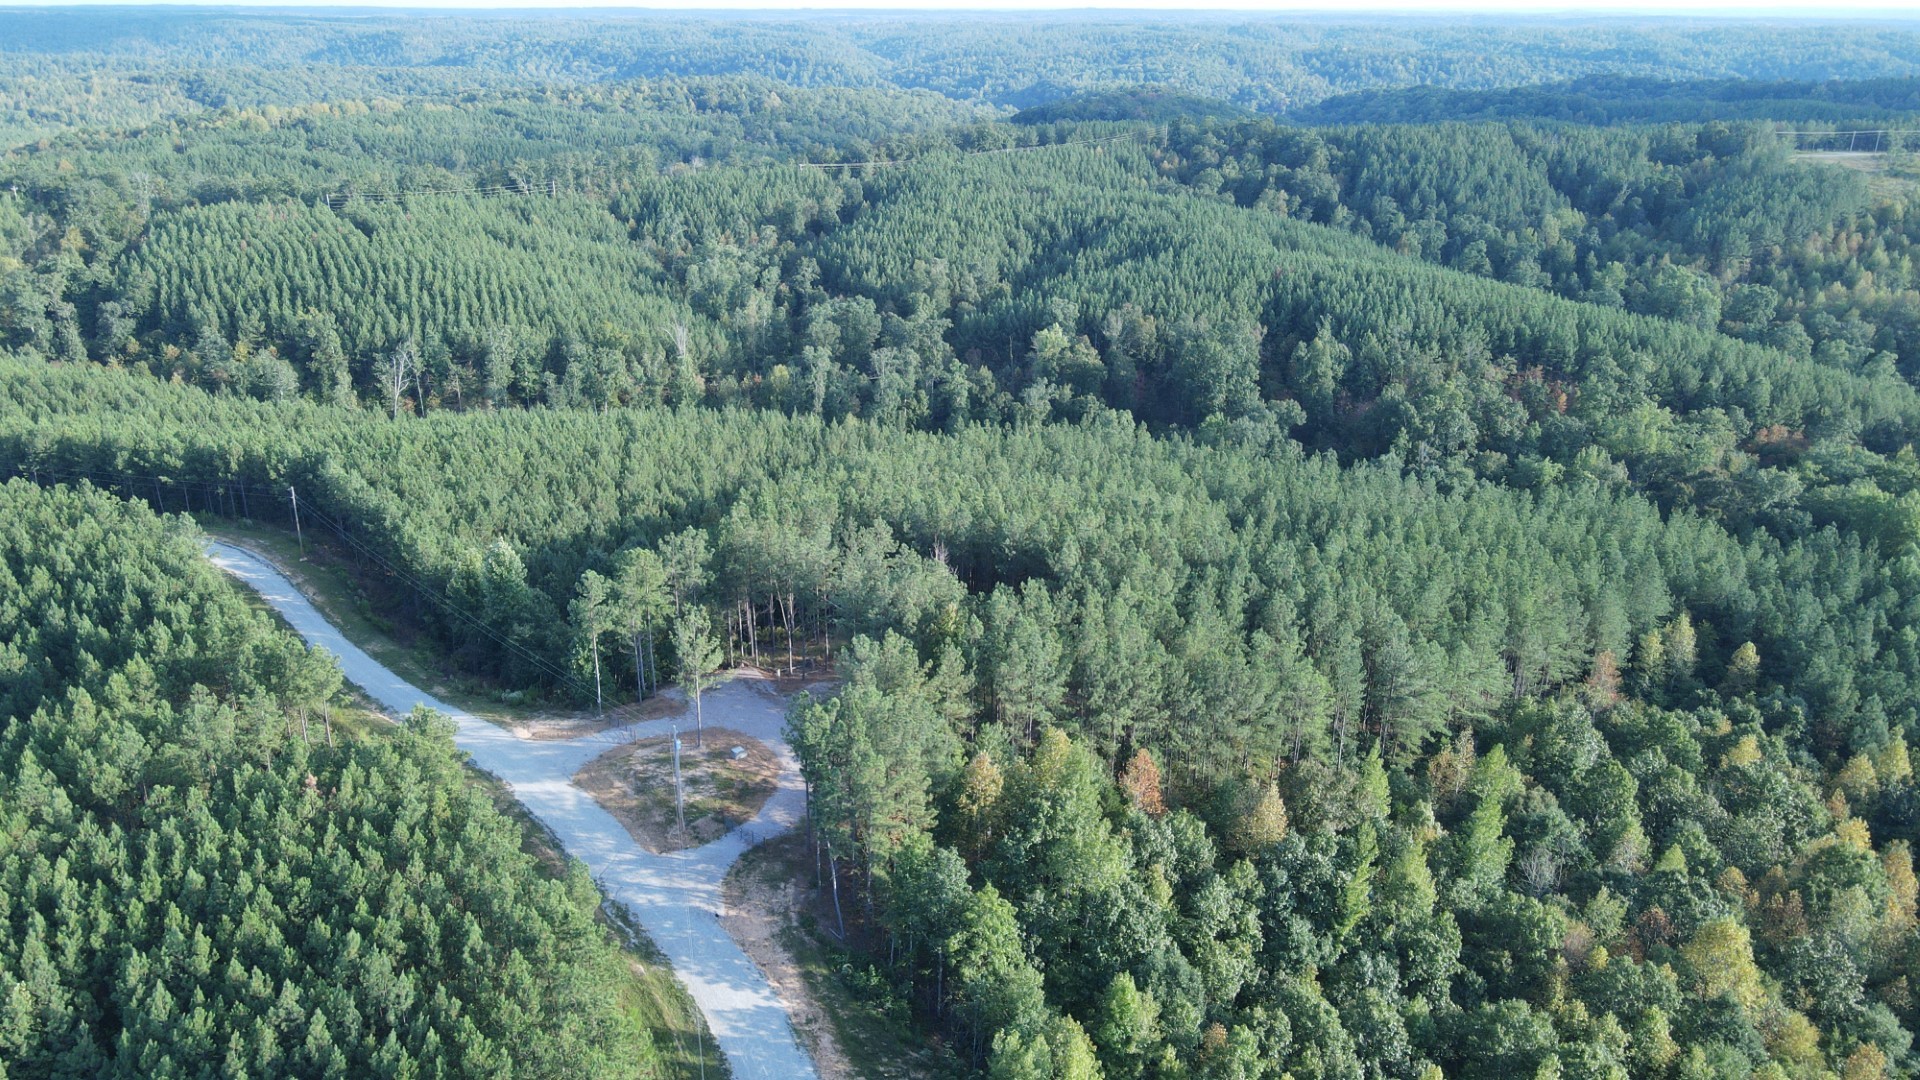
206, 542, 820, 1080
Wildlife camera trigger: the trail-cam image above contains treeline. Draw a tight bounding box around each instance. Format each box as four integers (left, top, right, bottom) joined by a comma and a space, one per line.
10, 361, 1920, 1077
811, 143, 1920, 535
9, 122, 1920, 556
9, 11, 1920, 113
123, 194, 718, 405
1012, 87, 1259, 127
1146, 116, 1920, 382
5, 359, 1915, 771
10, 80, 1918, 493
0, 480, 660, 1077
1, 77, 996, 199
1294, 74, 1920, 126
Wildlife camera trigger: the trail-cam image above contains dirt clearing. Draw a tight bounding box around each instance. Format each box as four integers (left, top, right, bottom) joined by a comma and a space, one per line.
575, 726, 781, 852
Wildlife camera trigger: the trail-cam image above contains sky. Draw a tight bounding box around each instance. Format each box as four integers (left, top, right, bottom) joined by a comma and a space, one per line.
228, 2, 1920, 9
10, 0, 1920, 12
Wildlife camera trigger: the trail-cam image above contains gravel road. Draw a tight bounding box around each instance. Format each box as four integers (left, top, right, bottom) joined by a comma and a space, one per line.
207, 542, 819, 1080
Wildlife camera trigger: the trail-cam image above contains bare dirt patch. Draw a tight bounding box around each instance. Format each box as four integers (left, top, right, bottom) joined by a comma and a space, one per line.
728, 662, 838, 697
723, 833, 955, 1079
516, 690, 686, 740
722, 835, 854, 1079
575, 726, 780, 853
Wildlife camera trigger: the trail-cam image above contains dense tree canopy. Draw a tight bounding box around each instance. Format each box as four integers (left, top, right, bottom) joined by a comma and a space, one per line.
0, 480, 660, 1078
7, 9, 1920, 137
9, 93, 1920, 554
11, 11, 1920, 1078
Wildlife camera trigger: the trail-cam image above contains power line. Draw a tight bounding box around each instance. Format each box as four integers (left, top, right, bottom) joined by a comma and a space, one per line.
1775, 128, 1920, 154
289, 496, 595, 696
5, 459, 598, 699
1773, 129, 1920, 137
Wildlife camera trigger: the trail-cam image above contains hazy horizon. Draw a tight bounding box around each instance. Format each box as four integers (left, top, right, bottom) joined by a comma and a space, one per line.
4, 2, 1920, 17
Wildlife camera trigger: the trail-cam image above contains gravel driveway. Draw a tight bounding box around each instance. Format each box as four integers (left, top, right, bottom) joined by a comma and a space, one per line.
207, 542, 819, 1080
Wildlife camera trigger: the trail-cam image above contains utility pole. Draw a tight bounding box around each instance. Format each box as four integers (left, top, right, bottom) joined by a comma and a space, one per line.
289, 486, 305, 557
672, 724, 686, 834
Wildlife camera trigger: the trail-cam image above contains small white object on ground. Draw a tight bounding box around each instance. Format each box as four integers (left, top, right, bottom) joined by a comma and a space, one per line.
206, 542, 819, 1080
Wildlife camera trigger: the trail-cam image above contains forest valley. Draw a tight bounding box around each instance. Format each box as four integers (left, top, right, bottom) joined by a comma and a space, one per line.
10, 11, 1920, 1080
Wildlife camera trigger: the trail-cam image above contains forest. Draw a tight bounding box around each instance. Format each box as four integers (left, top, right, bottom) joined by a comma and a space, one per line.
9, 8, 1920, 1080
0, 480, 660, 1077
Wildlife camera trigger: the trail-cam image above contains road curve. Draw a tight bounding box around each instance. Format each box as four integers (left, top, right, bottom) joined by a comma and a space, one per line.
206, 542, 819, 1080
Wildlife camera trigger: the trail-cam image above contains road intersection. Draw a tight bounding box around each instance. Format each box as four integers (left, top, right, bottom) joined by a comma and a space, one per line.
207, 542, 820, 1080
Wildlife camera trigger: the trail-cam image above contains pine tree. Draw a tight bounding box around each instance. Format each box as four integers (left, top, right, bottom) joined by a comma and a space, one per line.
673, 605, 723, 747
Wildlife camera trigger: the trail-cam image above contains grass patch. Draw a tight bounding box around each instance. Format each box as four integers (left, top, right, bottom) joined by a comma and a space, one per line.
618, 953, 732, 1080
1792, 149, 1920, 201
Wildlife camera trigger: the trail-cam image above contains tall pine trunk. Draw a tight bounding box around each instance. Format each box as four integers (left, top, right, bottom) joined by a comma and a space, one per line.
745, 598, 758, 666
826, 840, 846, 940
591, 637, 603, 714
641, 630, 656, 699
783, 590, 797, 675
